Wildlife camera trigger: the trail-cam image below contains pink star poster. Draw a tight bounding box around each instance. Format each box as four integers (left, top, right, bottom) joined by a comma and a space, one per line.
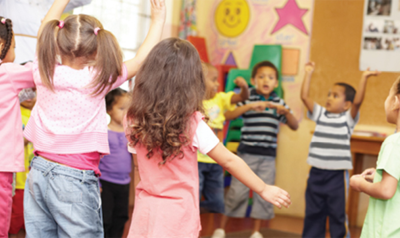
197, 0, 315, 120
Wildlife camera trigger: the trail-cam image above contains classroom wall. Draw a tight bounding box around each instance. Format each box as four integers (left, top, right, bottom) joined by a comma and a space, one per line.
196, 0, 397, 226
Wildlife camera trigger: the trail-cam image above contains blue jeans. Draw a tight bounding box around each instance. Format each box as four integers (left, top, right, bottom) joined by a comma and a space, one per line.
24, 156, 103, 238
198, 162, 224, 213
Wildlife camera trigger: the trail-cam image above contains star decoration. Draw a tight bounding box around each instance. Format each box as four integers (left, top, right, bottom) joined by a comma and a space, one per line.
271, 0, 309, 35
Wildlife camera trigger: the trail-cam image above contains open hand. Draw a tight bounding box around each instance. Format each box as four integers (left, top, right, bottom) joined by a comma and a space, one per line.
259, 184, 291, 208
305, 62, 315, 74
361, 168, 376, 183
150, 0, 166, 24
234, 77, 248, 88
363, 67, 380, 78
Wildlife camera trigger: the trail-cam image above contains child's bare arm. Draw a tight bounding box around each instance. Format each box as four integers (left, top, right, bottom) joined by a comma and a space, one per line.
133, 154, 141, 189
125, 0, 166, 79
361, 168, 376, 183
38, 0, 70, 37
350, 170, 397, 200
350, 68, 380, 119
224, 102, 266, 120
230, 77, 249, 104
301, 62, 315, 114
267, 102, 298, 130
208, 143, 291, 208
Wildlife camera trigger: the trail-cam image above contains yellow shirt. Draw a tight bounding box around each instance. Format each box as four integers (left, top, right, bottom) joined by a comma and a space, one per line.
198, 92, 236, 164
15, 106, 34, 189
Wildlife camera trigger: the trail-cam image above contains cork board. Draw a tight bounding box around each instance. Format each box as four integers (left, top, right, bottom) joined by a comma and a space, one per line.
309, 0, 399, 126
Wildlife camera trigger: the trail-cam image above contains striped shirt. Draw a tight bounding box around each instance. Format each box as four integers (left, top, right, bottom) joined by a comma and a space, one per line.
237, 88, 290, 157
307, 103, 359, 170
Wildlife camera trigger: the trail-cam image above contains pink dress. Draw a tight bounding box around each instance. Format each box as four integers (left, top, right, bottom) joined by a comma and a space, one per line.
127, 112, 219, 238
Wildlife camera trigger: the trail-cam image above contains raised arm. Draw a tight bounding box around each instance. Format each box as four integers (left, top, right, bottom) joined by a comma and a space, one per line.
124, 0, 166, 79
230, 77, 249, 104
350, 171, 397, 200
301, 62, 315, 114
208, 143, 291, 208
350, 68, 380, 119
38, 0, 70, 37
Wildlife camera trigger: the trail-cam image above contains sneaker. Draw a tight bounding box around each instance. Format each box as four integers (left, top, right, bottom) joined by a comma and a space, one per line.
249, 231, 263, 238
211, 228, 226, 238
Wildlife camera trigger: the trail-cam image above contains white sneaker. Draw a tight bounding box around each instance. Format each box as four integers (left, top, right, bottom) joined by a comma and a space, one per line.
211, 228, 226, 238
249, 231, 263, 238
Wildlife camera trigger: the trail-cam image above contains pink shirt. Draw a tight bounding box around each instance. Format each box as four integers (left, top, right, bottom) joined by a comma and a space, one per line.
126, 112, 220, 238
24, 61, 128, 170
0, 63, 35, 172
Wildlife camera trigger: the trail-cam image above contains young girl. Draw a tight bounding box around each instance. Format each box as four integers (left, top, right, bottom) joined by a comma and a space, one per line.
99, 88, 132, 238
124, 37, 291, 238
350, 77, 400, 237
22, 0, 165, 237
0, 17, 35, 238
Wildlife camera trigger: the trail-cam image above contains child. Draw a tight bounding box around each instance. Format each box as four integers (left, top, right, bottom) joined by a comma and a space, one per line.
124, 38, 291, 238
212, 61, 299, 238
8, 90, 36, 238
0, 17, 35, 238
99, 88, 132, 238
198, 63, 249, 215
301, 62, 379, 237
349, 77, 400, 237
22, 0, 166, 237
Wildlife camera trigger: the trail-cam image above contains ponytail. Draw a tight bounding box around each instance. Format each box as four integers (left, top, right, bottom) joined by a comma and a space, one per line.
90, 29, 123, 96
37, 20, 61, 91
0, 17, 13, 62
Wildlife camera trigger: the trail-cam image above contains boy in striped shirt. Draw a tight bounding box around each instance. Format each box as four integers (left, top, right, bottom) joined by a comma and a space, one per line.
212, 61, 298, 238
301, 62, 379, 238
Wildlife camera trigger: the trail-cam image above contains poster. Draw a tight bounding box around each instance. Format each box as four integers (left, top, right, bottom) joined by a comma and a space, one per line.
360, 0, 400, 72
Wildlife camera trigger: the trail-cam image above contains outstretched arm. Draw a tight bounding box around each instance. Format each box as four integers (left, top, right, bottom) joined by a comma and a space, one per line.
350, 170, 397, 200
230, 77, 249, 104
350, 68, 380, 119
208, 143, 291, 208
38, 0, 70, 37
301, 62, 315, 114
125, 0, 166, 79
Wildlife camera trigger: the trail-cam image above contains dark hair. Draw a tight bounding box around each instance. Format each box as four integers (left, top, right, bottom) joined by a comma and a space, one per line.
0, 17, 13, 62
38, 14, 123, 95
105, 88, 127, 111
126, 38, 205, 164
251, 61, 279, 79
335, 83, 356, 102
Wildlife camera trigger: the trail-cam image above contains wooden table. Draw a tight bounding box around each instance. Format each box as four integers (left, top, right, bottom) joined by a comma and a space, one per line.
348, 134, 385, 227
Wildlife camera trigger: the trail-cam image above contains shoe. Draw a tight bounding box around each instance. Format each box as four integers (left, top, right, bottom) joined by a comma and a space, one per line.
211, 228, 226, 238
249, 231, 263, 238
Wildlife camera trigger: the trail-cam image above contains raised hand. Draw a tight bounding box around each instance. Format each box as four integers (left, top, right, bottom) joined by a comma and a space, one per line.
305, 62, 315, 74
150, 0, 166, 24
362, 67, 380, 79
234, 77, 248, 88
259, 184, 291, 209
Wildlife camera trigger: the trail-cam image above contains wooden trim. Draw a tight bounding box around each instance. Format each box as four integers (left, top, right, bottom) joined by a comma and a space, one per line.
14, 33, 37, 39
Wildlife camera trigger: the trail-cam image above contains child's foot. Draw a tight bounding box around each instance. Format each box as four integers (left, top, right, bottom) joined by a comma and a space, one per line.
211, 228, 226, 238
249, 231, 263, 238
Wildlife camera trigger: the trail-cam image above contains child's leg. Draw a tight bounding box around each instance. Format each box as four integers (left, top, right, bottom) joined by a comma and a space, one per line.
109, 182, 130, 237
327, 170, 350, 238
100, 179, 115, 237
200, 164, 225, 214
25, 156, 103, 238
198, 162, 207, 204
0, 171, 13, 238
8, 189, 25, 237
302, 167, 328, 238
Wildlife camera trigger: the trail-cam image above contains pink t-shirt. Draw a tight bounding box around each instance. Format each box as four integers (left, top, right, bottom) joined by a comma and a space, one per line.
24, 61, 128, 172
0, 63, 35, 172
126, 112, 220, 238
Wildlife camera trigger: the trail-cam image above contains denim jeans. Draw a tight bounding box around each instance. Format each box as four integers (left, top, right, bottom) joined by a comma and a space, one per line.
24, 156, 103, 238
198, 162, 225, 213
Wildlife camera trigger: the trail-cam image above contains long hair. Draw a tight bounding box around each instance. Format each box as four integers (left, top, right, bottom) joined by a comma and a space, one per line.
0, 17, 13, 62
126, 38, 205, 164
37, 14, 123, 95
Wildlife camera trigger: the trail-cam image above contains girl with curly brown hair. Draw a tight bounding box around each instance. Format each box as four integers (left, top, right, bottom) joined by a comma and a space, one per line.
125, 37, 292, 238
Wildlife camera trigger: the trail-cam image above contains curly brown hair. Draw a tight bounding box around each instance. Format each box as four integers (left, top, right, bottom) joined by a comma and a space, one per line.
126, 38, 205, 164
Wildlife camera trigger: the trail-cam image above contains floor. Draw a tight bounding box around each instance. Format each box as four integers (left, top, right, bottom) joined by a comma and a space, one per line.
122, 206, 362, 238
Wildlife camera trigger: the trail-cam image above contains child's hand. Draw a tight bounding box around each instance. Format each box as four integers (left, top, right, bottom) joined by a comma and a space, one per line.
234, 77, 248, 88
362, 67, 380, 79
259, 184, 291, 208
248, 101, 267, 111
150, 0, 166, 24
305, 62, 315, 74
361, 168, 376, 183
350, 174, 365, 192
266, 102, 289, 115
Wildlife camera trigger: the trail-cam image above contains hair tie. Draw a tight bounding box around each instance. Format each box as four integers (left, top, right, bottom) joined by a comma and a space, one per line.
1, 18, 6, 24
94, 27, 101, 35
58, 20, 64, 29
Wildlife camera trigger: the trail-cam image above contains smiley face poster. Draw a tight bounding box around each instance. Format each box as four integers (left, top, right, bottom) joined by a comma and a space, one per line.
214, 0, 251, 37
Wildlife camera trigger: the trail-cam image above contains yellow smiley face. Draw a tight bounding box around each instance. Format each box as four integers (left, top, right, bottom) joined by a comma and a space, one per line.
214, 0, 251, 38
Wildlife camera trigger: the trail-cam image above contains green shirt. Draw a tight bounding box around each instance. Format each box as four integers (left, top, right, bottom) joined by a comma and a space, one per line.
361, 133, 400, 238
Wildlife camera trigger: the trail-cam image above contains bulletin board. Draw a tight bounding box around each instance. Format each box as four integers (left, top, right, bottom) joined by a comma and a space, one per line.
309, 0, 399, 126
